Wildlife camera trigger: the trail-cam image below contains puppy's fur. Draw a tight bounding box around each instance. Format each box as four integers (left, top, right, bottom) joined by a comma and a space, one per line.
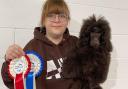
61, 15, 112, 89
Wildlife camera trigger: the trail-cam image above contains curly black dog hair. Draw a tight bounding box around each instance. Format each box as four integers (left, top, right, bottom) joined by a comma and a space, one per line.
61, 15, 112, 89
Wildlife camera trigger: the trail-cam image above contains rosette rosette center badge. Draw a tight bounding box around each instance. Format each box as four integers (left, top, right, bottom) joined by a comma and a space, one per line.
14, 60, 25, 73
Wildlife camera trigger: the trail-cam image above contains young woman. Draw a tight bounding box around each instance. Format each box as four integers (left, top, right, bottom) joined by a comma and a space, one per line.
1, 0, 78, 89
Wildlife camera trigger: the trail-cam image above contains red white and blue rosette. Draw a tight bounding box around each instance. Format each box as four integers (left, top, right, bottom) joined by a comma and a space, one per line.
8, 55, 31, 89
25, 50, 44, 89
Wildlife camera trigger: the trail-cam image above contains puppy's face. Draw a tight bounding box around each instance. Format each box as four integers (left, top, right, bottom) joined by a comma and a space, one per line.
79, 15, 111, 51
89, 27, 103, 48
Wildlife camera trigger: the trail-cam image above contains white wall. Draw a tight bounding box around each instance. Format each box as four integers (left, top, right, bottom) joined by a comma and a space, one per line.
0, 0, 128, 89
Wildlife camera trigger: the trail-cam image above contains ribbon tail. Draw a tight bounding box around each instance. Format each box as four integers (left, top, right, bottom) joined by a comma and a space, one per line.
26, 72, 35, 89
15, 73, 24, 89
34, 73, 36, 89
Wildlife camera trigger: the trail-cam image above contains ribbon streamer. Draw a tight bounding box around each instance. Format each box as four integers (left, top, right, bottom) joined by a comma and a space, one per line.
25, 72, 35, 89
15, 73, 24, 89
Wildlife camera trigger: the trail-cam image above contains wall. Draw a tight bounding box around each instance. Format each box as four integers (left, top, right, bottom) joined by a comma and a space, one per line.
0, 0, 128, 89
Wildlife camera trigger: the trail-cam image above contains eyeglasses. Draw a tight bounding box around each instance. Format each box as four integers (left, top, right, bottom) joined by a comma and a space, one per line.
46, 13, 68, 22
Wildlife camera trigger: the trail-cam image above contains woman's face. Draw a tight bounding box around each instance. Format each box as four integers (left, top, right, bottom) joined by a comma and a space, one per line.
44, 13, 69, 37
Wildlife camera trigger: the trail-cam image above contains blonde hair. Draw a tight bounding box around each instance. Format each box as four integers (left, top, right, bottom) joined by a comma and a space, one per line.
41, 0, 70, 26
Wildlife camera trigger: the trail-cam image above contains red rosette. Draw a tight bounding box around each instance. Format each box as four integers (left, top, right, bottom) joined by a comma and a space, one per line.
8, 55, 31, 79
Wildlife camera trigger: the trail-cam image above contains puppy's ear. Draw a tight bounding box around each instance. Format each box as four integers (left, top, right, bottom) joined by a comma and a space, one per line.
98, 17, 113, 52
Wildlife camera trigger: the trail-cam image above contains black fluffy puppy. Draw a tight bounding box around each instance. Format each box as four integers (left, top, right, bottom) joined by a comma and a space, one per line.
61, 15, 112, 89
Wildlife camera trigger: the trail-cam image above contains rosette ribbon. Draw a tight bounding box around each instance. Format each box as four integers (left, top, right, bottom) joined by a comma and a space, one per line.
25, 50, 44, 89
8, 55, 31, 89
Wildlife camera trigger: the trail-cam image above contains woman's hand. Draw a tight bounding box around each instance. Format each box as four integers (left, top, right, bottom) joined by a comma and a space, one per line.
5, 44, 25, 61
